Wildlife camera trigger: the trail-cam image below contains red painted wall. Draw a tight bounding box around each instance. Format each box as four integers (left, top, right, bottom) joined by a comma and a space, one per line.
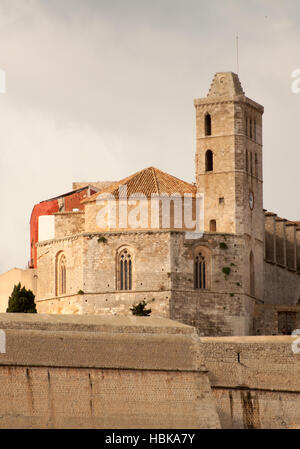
64, 189, 88, 211
29, 187, 91, 268
29, 200, 59, 268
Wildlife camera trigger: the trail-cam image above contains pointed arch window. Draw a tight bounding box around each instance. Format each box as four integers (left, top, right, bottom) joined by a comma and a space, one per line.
194, 251, 206, 289
246, 150, 249, 172
194, 247, 210, 290
205, 150, 213, 172
255, 153, 258, 177
205, 113, 212, 136
56, 253, 66, 296
250, 251, 255, 296
118, 248, 132, 290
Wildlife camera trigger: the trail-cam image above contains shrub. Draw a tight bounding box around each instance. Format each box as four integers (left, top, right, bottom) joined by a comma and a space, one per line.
222, 267, 231, 276
97, 235, 107, 243
6, 283, 37, 313
130, 301, 152, 316
77, 290, 84, 295
219, 242, 228, 250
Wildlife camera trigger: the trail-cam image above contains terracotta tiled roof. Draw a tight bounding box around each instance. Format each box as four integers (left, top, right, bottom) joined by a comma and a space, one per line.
72, 181, 115, 191
82, 167, 197, 203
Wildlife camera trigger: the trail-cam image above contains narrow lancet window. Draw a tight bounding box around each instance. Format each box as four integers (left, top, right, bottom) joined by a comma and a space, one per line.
255, 153, 258, 177
56, 253, 66, 296
205, 150, 213, 172
118, 249, 133, 290
205, 113, 212, 136
195, 251, 206, 289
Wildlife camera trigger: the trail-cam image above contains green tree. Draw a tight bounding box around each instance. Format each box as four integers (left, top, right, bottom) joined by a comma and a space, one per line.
6, 283, 37, 313
130, 300, 151, 317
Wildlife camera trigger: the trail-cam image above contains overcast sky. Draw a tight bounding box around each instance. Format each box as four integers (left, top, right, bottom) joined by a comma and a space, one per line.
1, 0, 300, 273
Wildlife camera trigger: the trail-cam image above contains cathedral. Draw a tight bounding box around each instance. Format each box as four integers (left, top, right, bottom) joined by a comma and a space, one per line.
4, 72, 300, 336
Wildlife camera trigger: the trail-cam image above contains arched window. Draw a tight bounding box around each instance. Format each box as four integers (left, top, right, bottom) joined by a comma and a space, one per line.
194, 247, 210, 290
250, 251, 255, 296
209, 219, 216, 232
56, 253, 66, 296
118, 248, 132, 290
245, 116, 248, 136
205, 150, 213, 172
205, 113, 211, 136
250, 119, 253, 139
255, 153, 258, 177
254, 120, 257, 141
246, 150, 248, 172
250, 152, 253, 176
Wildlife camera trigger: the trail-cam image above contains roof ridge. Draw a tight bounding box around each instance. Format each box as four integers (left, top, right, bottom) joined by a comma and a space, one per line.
82, 166, 197, 204
151, 167, 160, 194
154, 166, 195, 188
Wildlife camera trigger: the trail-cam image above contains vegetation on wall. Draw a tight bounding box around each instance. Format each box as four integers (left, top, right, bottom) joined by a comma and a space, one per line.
130, 300, 152, 316
97, 235, 107, 243
6, 283, 37, 313
222, 266, 231, 277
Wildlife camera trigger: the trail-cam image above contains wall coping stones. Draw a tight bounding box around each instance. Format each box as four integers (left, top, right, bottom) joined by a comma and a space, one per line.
0, 314, 203, 372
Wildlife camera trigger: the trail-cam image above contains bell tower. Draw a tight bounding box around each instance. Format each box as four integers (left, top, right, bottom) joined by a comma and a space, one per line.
194, 72, 264, 242
194, 72, 265, 302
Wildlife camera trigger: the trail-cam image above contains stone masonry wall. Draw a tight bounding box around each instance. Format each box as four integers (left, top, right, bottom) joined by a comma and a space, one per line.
36, 236, 84, 300
264, 262, 300, 305
82, 231, 171, 294
1, 314, 300, 429
253, 304, 300, 335
36, 231, 172, 316
37, 291, 170, 316
54, 212, 84, 239
199, 336, 300, 429
171, 290, 256, 336
169, 232, 260, 336
36, 230, 263, 336
0, 314, 220, 429
36, 230, 267, 336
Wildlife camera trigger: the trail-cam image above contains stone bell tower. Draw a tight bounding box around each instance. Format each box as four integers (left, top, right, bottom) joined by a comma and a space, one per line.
194, 72, 265, 300
194, 72, 264, 238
